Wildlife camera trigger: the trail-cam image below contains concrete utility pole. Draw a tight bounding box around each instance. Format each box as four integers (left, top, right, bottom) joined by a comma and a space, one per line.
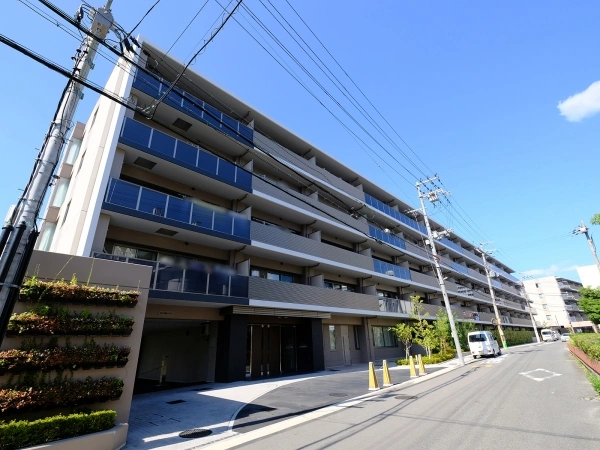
0, 2, 115, 344
573, 221, 600, 275
477, 246, 507, 348
416, 176, 464, 366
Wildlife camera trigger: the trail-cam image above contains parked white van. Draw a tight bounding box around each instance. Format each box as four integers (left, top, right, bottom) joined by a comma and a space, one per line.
468, 331, 501, 358
540, 329, 555, 342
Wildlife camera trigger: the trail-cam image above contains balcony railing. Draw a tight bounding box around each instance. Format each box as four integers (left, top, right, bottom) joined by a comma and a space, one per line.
368, 225, 406, 251
373, 260, 412, 281
450, 261, 469, 275
104, 178, 250, 240
119, 117, 252, 191
92, 253, 248, 298
364, 194, 427, 234
132, 69, 254, 146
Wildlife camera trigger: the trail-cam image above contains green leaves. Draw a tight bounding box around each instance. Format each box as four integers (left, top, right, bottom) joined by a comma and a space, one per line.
0, 410, 116, 450
579, 287, 600, 325
590, 214, 600, 226
570, 333, 600, 361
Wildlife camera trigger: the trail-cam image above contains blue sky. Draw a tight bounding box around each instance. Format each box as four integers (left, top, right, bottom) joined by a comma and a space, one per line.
1, 0, 599, 280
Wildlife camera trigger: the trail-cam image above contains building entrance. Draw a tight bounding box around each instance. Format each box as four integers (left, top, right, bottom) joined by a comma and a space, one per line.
246, 324, 297, 378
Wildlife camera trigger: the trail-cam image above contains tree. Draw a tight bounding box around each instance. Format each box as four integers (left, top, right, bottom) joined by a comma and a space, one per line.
434, 308, 452, 353
392, 323, 413, 360
591, 214, 600, 226
420, 325, 438, 358
456, 321, 476, 350
579, 286, 600, 325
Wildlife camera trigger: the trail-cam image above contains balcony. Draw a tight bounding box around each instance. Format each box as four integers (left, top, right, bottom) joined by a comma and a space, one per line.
93, 253, 248, 301
248, 276, 380, 311
369, 225, 407, 251
103, 178, 250, 244
132, 69, 254, 146
558, 281, 580, 291
364, 194, 427, 234
373, 260, 412, 281
249, 221, 374, 271
119, 117, 252, 192
562, 293, 580, 301
571, 320, 596, 329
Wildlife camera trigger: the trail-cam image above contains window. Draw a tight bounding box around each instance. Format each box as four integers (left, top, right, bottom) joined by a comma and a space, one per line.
543, 304, 548, 309
539, 293, 545, 299
329, 325, 336, 350
250, 267, 296, 283
372, 326, 397, 347
51, 178, 70, 208
112, 245, 157, 261
353, 326, 360, 349
535, 283, 540, 288
377, 290, 398, 299
468, 333, 486, 342
546, 315, 552, 320
64, 138, 82, 165
324, 281, 357, 292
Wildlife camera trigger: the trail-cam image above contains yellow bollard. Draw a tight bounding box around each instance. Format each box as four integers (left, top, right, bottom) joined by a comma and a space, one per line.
368, 362, 380, 390
382, 360, 392, 387
409, 355, 417, 378
417, 354, 427, 376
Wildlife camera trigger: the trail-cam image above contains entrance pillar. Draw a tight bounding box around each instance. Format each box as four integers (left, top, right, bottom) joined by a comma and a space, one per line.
215, 314, 248, 382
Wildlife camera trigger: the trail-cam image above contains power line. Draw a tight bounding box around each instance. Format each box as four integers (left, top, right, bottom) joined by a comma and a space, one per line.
125, 0, 161, 39
159, 0, 211, 61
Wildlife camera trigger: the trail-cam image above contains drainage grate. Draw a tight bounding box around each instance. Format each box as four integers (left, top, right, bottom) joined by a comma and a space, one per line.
329, 393, 348, 397
179, 428, 212, 439
395, 395, 418, 400
166, 399, 186, 405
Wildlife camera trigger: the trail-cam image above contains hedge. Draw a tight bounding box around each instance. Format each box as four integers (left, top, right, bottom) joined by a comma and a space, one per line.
396, 352, 456, 366
0, 410, 116, 450
570, 333, 600, 361
20, 276, 138, 307
491, 329, 533, 346
0, 341, 130, 374
7, 310, 134, 337
0, 376, 123, 413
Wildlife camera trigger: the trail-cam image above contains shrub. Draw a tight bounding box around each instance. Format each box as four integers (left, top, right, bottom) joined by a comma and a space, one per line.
491, 329, 533, 347
7, 310, 134, 337
396, 351, 456, 366
570, 333, 600, 361
20, 276, 139, 308
0, 376, 124, 413
0, 410, 116, 450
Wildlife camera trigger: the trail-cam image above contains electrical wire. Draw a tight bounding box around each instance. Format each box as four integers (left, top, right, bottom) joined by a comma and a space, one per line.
124, 0, 161, 40
158, 0, 211, 62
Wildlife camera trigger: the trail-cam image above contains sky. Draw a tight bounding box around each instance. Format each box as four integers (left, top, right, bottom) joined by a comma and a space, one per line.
1, 0, 599, 281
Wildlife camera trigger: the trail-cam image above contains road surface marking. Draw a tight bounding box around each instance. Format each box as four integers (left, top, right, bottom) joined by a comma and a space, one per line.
519, 368, 562, 382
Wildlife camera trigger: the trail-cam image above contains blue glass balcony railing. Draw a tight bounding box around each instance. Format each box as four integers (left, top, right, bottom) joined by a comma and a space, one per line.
492, 279, 502, 289
439, 237, 463, 254
368, 225, 406, 251
132, 69, 254, 146
93, 253, 248, 298
490, 264, 519, 283
373, 259, 412, 281
365, 193, 427, 235
450, 261, 469, 275
104, 178, 250, 241
119, 117, 252, 192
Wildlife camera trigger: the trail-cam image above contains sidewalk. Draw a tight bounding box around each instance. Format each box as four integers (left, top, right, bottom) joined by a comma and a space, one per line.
124, 360, 448, 450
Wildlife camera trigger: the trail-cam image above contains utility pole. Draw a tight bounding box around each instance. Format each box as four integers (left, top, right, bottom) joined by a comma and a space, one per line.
0, 2, 115, 344
520, 274, 540, 343
416, 176, 464, 366
477, 245, 507, 348
573, 221, 600, 275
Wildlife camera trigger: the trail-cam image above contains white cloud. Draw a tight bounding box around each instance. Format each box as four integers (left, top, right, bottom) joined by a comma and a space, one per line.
523, 264, 579, 277
557, 80, 600, 121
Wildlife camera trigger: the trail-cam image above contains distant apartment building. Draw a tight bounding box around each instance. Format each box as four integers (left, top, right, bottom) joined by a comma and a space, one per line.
577, 265, 600, 288
523, 276, 597, 333
36, 37, 533, 385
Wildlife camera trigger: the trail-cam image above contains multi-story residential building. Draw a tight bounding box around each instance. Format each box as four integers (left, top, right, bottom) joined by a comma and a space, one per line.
577, 265, 600, 288
36, 38, 533, 385
523, 276, 597, 333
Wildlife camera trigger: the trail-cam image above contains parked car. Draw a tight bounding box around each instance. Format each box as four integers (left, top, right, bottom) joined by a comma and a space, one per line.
540, 329, 554, 342
560, 333, 571, 342
552, 331, 560, 341
468, 331, 501, 358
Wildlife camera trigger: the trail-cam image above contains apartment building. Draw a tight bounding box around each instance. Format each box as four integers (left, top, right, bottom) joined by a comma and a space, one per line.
36, 38, 533, 385
577, 265, 600, 288
523, 276, 597, 333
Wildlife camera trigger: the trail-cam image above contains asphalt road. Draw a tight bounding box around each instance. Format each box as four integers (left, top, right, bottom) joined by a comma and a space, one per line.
230, 343, 600, 450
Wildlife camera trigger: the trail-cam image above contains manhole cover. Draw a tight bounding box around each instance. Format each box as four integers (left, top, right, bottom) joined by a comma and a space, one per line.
395, 395, 418, 400
166, 399, 186, 404
329, 393, 348, 397
179, 428, 212, 439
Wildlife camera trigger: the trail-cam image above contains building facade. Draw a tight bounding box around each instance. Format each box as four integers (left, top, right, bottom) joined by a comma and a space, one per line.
36, 38, 533, 384
577, 265, 600, 288
523, 276, 597, 333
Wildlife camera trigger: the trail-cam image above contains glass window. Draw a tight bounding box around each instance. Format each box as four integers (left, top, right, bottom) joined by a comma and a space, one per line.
543, 304, 548, 309
546, 315, 552, 320
112, 245, 138, 258
329, 325, 336, 350
51, 178, 70, 208
539, 293, 545, 299
468, 333, 486, 342
383, 327, 395, 347
37, 223, 56, 252
324, 281, 357, 292
535, 283, 540, 288
353, 326, 360, 349
267, 272, 279, 281
372, 327, 384, 347
64, 138, 82, 165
